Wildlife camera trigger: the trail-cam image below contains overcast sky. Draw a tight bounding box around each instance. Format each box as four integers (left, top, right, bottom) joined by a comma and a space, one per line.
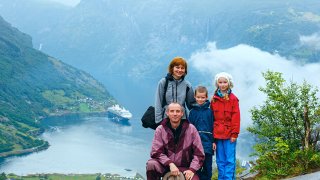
47, 0, 80, 6
189, 41, 320, 128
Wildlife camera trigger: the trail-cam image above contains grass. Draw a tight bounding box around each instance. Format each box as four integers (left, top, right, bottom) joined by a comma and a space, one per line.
211, 160, 246, 180
79, 103, 90, 112
6, 173, 144, 180
8, 173, 100, 180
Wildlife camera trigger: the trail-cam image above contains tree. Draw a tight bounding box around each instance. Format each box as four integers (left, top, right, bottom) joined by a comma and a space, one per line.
248, 70, 320, 152
0, 172, 6, 180
247, 71, 320, 178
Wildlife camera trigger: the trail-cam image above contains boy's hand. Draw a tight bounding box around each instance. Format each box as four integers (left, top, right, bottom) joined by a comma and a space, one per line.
230, 137, 237, 143
212, 143, 216, 151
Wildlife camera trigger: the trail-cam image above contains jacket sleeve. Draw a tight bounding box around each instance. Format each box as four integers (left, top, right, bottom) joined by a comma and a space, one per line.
210, 110, 214, 143
188, 109, 195, 124
185, 82, 195, 110
150, 126, 173, 166
210, 98, 214, 111
155, 78, 166, 124
231, 97, 240, 138
210, 100, 217, 142
189, 126, 205, 172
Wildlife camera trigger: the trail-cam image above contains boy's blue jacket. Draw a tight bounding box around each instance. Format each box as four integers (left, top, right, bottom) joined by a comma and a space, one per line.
188, 100, 214, 154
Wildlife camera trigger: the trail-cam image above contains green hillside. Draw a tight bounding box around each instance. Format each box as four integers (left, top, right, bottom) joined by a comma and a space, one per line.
0, 16, 115, 156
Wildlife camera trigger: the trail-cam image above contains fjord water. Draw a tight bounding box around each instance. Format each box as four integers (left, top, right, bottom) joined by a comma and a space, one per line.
0, 114, 154, 177
0, 113, 254, 177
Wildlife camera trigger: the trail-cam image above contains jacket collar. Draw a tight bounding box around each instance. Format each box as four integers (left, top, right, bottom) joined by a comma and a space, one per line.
193, 100, 210, 110
166, 73, 185, 82
216, 89, 232, 98
161, 118, 189, 131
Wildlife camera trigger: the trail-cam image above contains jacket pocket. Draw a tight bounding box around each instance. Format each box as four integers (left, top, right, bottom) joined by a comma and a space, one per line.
214, 122, 224, 135
224, 122, 232, 137
224, 106, 233, 121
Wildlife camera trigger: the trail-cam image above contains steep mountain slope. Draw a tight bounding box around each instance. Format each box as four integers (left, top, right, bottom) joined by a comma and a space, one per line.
1, 0, 319, 113
0, 16, 115, 155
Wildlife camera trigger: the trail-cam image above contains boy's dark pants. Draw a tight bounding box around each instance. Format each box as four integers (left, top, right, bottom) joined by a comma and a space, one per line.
198, 153, 213, 180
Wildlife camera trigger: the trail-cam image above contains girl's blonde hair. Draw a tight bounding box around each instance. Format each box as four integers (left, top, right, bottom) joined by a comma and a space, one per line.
213, 72, 233, 101
214, 72, 233, 89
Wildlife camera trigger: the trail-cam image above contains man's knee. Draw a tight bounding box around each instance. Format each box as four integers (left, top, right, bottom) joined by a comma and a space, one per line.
146, 159, 162, 171
146, 159, 166, 180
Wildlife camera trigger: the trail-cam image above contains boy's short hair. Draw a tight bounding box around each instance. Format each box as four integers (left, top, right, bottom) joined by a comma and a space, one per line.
168, 57, 188, 75
195, 86, 208, 96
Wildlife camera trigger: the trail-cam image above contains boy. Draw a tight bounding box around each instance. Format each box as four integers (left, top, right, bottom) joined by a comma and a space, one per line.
189, 86, 215, 180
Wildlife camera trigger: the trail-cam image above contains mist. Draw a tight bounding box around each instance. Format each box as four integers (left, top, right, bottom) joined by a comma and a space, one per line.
189, 42, 320, 129
300, 33, 320, 50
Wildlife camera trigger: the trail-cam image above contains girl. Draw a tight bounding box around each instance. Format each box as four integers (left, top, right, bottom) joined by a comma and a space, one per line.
210, 72, 240, 180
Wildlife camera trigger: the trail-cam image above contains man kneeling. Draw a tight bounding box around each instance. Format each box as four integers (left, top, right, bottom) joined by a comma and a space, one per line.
146, 103, 205, 180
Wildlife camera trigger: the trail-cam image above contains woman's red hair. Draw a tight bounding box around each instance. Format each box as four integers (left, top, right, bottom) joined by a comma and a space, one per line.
168, 57, 188, 75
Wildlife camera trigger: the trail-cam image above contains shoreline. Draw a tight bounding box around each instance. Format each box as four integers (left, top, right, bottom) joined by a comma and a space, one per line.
45, 110, 108, 118
0, 111, 107, 159
5, 172, 145, 180
0, 141, 49, 158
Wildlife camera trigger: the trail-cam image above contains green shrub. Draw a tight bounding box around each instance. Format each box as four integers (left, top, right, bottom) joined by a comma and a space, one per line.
252, 138, 320, 179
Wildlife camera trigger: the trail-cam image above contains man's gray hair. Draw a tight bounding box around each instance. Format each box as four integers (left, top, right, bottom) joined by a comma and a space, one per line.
166, 102, 185, 112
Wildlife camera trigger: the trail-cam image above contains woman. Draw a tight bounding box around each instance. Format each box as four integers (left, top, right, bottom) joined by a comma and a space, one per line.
155, 57, 196, 124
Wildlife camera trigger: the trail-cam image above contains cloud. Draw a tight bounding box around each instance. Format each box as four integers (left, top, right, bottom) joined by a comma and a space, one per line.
189, 42, 320, 128
300, 33, 320, 50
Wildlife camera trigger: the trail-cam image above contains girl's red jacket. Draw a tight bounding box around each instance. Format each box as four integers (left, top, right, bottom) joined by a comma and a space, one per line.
210, 93, 240, 139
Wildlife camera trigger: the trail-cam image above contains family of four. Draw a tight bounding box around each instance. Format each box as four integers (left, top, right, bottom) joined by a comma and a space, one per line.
146, 57, 241, 180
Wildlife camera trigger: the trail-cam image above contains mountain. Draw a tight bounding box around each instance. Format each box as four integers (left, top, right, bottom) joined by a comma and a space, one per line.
0, 16, 115, 156
0, 0, 319, 114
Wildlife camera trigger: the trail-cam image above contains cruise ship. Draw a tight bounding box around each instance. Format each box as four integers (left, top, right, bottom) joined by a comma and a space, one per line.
107, 104, 132, 125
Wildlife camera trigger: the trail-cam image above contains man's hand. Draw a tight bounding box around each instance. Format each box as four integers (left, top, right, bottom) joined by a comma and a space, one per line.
169, 163, 179, 176
183, 170, 194, 180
